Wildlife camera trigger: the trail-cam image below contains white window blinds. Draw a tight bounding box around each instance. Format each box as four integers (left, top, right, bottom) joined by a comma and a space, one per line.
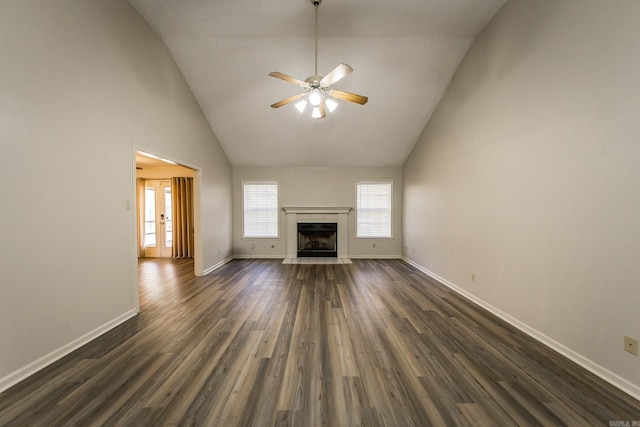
357, 181, 392, 237
243, 182, 279, 238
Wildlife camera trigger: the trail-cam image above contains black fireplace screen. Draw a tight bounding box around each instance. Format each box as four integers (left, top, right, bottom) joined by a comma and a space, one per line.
297, 223, 337, 257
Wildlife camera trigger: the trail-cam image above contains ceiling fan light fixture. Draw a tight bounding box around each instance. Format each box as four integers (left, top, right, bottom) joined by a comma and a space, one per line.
325, 98, 338, 112
268, 0, 367, 119
295, 99, 307, 113
309, 90, 322, 107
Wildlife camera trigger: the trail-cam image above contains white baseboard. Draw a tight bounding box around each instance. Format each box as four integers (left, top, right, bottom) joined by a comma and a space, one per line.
0, 308, 138, 394
202, 256, 235, 275
402, 257, 640, 401
233, 255, 286, 260
349, 255, 402, 259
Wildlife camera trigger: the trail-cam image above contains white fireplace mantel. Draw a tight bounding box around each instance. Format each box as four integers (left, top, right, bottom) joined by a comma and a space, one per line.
282, 207, 352, 261
282, 207, 352, 215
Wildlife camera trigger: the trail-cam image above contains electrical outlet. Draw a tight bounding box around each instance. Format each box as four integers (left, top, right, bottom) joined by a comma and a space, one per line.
624, 336, 639, 356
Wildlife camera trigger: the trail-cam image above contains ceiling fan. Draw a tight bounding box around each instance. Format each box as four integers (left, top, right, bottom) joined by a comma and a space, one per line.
269, 0, 368, 119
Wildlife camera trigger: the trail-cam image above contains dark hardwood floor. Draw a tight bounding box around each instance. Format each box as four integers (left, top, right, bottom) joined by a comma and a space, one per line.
0, 258, 638, 426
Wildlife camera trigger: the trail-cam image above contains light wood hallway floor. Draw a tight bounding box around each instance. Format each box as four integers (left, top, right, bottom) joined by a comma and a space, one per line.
0, 259, 638, 426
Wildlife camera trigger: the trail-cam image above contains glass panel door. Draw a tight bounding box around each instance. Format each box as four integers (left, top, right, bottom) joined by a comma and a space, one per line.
144, 180, 172, 257
164, 186, 172, 251
144, 187, 156, 248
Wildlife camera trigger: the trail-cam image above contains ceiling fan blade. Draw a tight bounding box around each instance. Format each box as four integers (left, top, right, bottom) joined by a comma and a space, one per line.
329, 90, 368, 105
318, 101, 326, 119
269, 72, 308, 88
320, 63, 353, 87
271, 93, 305, 109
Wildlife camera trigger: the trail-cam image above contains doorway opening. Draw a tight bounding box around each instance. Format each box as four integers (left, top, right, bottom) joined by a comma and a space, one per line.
134, 150, 201, 274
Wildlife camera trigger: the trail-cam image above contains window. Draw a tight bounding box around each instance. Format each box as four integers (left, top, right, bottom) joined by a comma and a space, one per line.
243, 181, 279, 238
356, 181, 392, 238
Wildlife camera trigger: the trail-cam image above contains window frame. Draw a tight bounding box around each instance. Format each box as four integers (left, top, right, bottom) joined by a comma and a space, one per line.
355, 180, 393, 239
242, 180, 280, 239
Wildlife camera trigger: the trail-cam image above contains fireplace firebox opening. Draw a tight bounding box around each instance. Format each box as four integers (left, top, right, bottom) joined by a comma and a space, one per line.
297, 223, 337, 257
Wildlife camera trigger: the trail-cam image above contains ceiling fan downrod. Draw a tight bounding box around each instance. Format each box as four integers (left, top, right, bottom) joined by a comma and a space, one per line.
313, 0, 321, 77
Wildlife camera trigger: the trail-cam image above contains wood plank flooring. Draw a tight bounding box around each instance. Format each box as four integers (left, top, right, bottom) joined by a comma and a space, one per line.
0, 258, 638, 426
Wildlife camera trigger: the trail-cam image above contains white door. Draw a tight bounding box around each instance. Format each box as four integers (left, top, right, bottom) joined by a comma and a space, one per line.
144, 180, 172, 258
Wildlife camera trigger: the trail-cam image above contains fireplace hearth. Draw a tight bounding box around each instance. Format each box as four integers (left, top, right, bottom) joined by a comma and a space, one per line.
297, 223, 337, 257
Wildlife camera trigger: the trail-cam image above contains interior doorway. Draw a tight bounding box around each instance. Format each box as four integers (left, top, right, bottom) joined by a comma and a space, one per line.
135, 150, 201, 272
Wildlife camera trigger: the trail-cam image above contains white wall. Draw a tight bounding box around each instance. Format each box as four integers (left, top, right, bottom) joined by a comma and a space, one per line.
403, 0, 640, 397
233, 167, 402, 258
0, 0, 232, 391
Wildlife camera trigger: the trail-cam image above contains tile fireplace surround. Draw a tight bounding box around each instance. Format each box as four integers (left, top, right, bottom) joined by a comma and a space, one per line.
282, 207, 352, 264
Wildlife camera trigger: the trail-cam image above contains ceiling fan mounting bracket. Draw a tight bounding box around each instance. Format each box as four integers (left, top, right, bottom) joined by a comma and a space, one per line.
305, 75, 323, 89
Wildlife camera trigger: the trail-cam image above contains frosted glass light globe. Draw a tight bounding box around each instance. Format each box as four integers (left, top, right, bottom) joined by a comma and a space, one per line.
309, 91, 322, 107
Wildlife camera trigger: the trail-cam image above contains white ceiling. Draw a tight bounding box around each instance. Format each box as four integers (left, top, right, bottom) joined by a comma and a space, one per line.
128, 0, 506, 167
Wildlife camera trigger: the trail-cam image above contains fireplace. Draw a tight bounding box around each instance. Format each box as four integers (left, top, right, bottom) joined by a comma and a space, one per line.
297, 223, 337, 257
282, 207, 351, 262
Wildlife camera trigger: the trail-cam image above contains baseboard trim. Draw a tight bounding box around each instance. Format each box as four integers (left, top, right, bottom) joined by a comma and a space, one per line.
348, 255, 402, 259
202, 256, 235, 275
233, 255, 286, 260
402, 257, 640, 401
0, 308, 138, 394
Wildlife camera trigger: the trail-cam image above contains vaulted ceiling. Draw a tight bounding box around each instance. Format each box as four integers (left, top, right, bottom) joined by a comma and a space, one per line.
128, 0, 506, 167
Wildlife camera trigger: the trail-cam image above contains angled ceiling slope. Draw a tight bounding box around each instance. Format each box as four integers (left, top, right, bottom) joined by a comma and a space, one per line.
128, 0, 506, 167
